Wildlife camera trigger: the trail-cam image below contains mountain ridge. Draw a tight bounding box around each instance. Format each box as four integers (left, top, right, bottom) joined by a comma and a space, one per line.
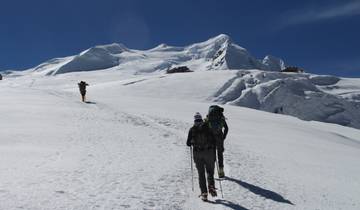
27, 34, 286, 76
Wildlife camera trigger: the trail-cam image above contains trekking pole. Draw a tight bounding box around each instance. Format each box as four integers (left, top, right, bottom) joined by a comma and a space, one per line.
190, 147, 194, 192
215, 153, 224, 198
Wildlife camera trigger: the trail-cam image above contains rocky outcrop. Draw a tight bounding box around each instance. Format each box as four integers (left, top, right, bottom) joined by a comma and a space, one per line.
166, 66, 192, 74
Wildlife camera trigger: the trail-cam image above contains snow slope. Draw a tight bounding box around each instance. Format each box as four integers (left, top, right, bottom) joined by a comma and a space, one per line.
1, 70, 360, 209
212, 70, 360, 129
26, 67, 360, 129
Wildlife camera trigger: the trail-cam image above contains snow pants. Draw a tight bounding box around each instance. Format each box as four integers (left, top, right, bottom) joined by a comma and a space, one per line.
80, 91, 86, 102
193, 149, 216, 194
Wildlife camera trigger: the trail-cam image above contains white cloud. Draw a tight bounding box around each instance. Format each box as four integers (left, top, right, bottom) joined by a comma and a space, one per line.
280, 0, 360, 27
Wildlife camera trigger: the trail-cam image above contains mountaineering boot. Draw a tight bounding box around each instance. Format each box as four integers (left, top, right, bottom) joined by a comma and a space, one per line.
218, 167, 225, 178
200, 193, 208, 201
208, 185, 217, 197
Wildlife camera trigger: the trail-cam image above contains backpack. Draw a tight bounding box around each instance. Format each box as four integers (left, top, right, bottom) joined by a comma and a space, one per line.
207, 105, 225, 133
192, 123, 211, 149
78, 81, 88, 92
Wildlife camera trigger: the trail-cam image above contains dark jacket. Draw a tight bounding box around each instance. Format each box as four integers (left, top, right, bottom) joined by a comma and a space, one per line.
78, 81, 89, 94
186, 122, 216, 150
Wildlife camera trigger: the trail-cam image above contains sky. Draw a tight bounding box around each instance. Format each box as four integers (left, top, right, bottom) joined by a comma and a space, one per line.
0, 0, 359, 77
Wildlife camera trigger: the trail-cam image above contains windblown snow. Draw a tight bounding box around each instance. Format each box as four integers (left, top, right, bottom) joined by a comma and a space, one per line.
1, 34, 360, 209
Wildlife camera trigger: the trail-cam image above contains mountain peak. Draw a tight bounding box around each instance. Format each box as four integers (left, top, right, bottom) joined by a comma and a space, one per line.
92, 43, 128, 54
262, 55, 286, 71
212, 33, 231, 41
207, 34, 232, 45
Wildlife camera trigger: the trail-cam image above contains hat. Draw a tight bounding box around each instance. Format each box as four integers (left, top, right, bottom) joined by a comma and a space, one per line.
194, 112, 202, 121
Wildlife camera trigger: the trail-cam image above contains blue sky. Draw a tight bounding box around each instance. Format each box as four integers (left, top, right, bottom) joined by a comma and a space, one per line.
1, 0, 359, 77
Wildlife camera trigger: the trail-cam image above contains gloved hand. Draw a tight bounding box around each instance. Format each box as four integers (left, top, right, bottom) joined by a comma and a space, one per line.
187, 142, 192, 147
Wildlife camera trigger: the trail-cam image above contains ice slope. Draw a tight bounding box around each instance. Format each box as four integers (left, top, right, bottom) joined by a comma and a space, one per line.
25, 34, 285, 76
1, 71, 360, 210
212, 70, 360, 129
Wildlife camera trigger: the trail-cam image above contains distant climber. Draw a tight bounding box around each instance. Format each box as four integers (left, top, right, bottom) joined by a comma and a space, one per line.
0, 73, 2, 80
205, 105, 228, 178
187, 112, 217, 201
274, 106, 283, 114
78, 81, 89, 102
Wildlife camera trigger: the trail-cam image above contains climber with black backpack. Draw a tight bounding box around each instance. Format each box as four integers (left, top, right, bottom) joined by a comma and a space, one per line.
78, 81, 89, 102
205, 105, 228, 178
187, 112, 217, 201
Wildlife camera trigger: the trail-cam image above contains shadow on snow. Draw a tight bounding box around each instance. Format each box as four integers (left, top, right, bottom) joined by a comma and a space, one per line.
224, 176, 294, 205
206, 199, 249, 210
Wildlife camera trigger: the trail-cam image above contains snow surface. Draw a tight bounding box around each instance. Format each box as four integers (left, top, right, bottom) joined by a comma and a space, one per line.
1, 69, 360, 209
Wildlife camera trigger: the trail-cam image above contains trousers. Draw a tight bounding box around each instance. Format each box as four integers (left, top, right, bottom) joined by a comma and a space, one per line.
193, 149, 215, 193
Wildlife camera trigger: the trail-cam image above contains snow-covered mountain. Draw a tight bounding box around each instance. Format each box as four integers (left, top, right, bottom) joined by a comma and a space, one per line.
4, 34, 360, 130
28, 34, 285, 76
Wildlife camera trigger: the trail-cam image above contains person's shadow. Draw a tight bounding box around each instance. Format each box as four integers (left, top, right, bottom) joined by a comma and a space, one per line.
206, 199, 249, 210
223, 176, 294, 205
85, 101, 96, 104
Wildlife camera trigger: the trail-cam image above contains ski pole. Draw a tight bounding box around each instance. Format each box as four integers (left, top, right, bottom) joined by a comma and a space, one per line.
190, 147, 194, 192
215, 153, 224, 198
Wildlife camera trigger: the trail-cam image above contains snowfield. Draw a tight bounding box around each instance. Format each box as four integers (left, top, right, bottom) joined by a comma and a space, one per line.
1, 69, 360, 210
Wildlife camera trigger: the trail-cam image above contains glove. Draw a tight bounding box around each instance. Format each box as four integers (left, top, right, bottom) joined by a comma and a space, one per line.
187, 142, 192, 147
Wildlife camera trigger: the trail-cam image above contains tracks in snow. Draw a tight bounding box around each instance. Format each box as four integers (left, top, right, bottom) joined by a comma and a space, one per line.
44, 90, 294, 209
4, 86, 294, 209
35, 93, 193, 209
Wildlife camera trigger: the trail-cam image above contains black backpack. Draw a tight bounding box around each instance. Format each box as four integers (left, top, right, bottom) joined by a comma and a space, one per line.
192, 123, 212, 149
207, 105, 225, 133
